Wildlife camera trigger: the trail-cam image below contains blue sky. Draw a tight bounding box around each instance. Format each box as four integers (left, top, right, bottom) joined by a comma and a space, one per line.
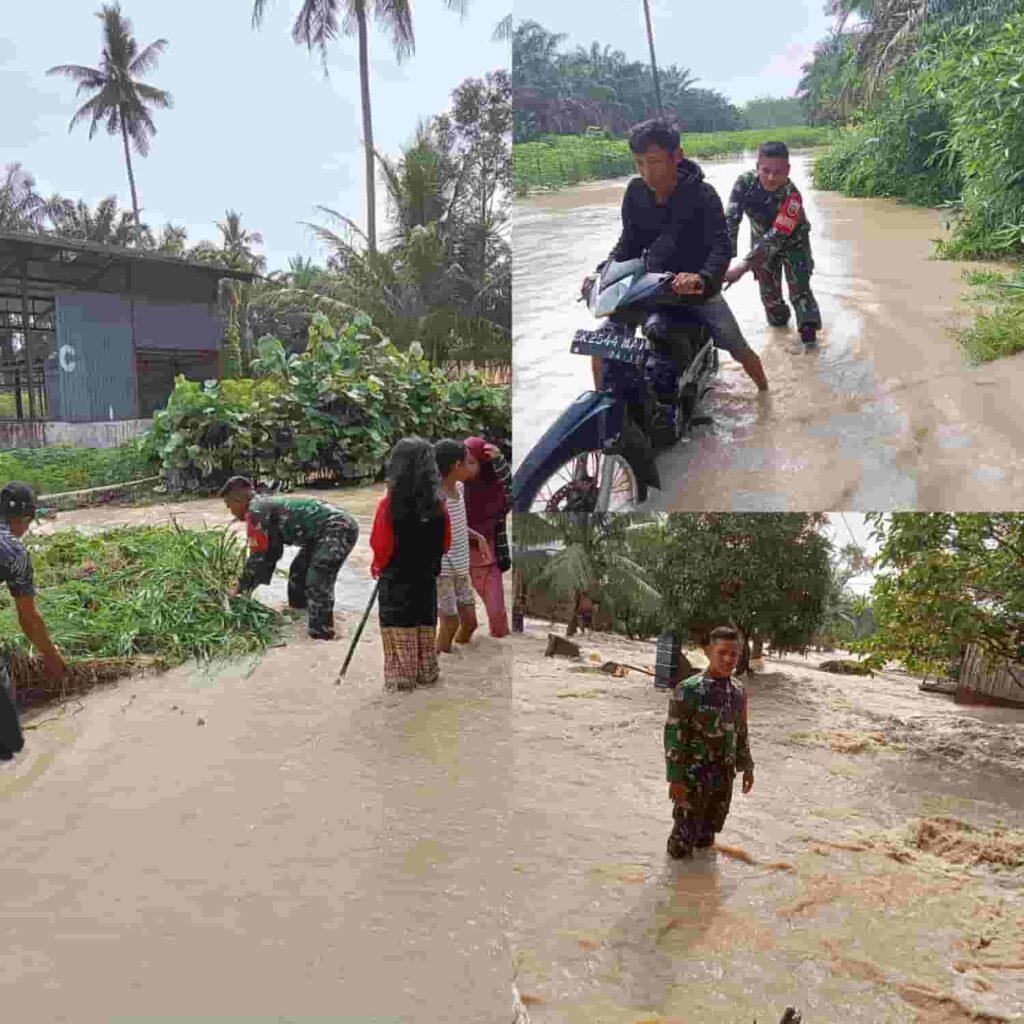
514, 0, 834, 106
1, 0, 509, 272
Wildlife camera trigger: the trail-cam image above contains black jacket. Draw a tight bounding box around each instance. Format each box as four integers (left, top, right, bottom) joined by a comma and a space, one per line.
606, 158, 732, 296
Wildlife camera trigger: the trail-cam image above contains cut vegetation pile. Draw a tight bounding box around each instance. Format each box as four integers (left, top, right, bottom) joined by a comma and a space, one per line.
0, 525, 281, 708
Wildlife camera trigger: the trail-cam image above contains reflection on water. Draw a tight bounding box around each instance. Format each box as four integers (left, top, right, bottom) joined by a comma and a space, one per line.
513, 154, 1024, 511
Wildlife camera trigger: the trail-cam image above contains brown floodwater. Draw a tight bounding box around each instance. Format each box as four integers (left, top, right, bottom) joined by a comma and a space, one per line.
508, 624, 1024, 1023
0, 498, 515, 1022
512, 154, 1024, 511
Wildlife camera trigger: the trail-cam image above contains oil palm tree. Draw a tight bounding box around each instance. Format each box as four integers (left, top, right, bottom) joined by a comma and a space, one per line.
45, 194, 144, 246
251, 0, 470, 255
48, 4, 172, 247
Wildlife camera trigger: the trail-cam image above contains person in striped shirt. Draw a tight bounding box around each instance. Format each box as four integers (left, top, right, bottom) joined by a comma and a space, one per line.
434, 439, 487, 654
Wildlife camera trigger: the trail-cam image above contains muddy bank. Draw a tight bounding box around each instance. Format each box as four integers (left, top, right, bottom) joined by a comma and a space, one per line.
507, 623, 1024, 1022
512, 153, 1024, 511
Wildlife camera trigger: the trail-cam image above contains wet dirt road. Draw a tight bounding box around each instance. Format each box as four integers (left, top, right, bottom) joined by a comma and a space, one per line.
512, 153, 1024, 511
507, 623, 1024, 1023
1, 493, 515, 1022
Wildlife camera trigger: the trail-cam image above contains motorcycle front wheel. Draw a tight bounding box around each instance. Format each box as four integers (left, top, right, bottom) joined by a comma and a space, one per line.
522, 449, 643, 514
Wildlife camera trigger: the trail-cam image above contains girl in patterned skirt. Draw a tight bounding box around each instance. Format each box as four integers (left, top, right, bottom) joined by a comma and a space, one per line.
370, 438, 451, 691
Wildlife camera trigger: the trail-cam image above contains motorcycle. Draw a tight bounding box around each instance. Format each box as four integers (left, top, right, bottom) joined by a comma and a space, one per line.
511, 257, 718, 513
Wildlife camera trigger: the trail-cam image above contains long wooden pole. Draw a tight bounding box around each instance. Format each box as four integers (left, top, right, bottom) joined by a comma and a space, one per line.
642, 0, 665, 118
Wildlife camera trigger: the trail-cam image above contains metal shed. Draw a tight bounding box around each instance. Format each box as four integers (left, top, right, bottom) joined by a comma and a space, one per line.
0, 232, 253, 427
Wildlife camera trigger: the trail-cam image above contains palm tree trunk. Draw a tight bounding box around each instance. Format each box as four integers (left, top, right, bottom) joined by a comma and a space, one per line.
355, 4, 377, 254
119, 116, 142, 246
641, 0, 664, 118
566, 590, 582, 637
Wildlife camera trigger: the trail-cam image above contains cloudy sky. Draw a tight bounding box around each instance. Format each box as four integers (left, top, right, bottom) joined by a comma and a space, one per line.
1, 0, 509, 272
512, 0, 833, 105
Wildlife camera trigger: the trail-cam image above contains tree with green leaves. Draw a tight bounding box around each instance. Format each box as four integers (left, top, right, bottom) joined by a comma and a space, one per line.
642, 513, 834, 674
251, 0, 471, 255
854, 513, 1024, 689
45, 194, 143, 247
513, 513, 660, 637
0, 164, 47, 233
48, 3, 173, 246
256, 76, 510, 367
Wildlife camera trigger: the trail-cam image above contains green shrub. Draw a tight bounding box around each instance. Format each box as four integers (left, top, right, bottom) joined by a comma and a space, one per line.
147, 313, 511, 491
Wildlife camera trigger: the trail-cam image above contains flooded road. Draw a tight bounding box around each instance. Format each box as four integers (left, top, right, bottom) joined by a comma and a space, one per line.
512, 153, 1024, 511
1, 494, 515, 1022
507, 623, 1024, 1022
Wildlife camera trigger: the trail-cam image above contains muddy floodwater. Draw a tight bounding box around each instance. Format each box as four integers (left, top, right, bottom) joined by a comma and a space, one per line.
512, 153, 1024, 510
0, 494, 515, 1022
507, 623, 1024, 1023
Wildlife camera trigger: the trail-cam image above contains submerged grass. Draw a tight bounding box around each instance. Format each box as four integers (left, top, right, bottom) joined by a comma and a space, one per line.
957, 267, 1024, 363
513, 126, 831, 194
0, 525, 282, 702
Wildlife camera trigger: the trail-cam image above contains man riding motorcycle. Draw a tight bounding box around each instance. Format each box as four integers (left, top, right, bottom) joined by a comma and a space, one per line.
581, 119, 769, 394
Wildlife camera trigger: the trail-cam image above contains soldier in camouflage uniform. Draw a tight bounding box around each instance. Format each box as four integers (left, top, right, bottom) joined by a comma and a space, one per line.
664, 626, 755, 858
221, 477, 359, 640
723, 141, 822, 344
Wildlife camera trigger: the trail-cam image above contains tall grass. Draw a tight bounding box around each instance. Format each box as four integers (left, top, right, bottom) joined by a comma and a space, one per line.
0, 441, 157, 497
513, 127, 832, 194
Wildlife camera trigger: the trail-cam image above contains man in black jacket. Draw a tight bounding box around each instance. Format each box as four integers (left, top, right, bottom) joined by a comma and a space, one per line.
583, 120, 768, 392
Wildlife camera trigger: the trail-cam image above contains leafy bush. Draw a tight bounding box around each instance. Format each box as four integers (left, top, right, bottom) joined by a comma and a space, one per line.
147, 312, 511, 491
513, 127, 832, 193
0, 440, 157, 497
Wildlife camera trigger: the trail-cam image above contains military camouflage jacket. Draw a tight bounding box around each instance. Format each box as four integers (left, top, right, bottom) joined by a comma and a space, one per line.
725, 170, 810, 267
664, 671, 754, 785
238, 495, 349, 592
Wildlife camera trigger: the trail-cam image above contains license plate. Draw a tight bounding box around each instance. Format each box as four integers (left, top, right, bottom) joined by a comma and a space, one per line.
570, 324, 646, 365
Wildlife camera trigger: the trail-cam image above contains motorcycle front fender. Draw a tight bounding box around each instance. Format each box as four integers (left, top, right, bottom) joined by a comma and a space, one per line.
512, 391, 625, 512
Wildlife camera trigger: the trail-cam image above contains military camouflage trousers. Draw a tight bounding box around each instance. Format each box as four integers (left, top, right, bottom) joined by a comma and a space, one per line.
753, 240, 821, 329
286, 514, 360, 637
667, 765, 735, 858
0, 655, 24, 761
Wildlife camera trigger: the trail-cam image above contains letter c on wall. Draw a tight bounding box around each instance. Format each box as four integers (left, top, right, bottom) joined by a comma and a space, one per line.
58, 344, 76, 373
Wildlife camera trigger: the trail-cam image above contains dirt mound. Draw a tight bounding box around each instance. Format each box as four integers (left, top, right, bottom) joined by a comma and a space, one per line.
13, 653, 168, 712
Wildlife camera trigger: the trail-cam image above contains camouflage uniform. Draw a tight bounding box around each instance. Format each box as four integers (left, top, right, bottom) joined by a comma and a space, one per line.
0, 522, 36, 759
664, 670, 754, 858
725, 171, 822, 330
238, 495, 359, 638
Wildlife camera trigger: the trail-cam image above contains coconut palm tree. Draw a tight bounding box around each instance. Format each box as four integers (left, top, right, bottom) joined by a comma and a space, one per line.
0, 164, 47, 232
48, 3, 173, 246
514, 513, 661, 637
251, 0, 470, 255
45, 194, 145, 246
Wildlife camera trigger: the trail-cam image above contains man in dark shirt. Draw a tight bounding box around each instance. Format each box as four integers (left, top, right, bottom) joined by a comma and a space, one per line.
0, 482, 67, 761
583, 119, 768, 393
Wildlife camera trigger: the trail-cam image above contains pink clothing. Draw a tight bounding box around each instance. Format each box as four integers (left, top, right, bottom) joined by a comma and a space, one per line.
470, 561, 509, 638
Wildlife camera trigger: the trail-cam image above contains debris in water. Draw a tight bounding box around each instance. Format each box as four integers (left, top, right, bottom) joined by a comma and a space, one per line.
196, 716, 206, 727
818, 659, 874, 676
713, 843, 795, 872
545, 634, 581, 659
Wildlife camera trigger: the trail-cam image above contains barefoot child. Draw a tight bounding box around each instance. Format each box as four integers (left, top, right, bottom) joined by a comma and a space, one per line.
665, 626, 755, 858
370, 438, 451, 691
433, 439, 487, 653
723, 141, 823, 344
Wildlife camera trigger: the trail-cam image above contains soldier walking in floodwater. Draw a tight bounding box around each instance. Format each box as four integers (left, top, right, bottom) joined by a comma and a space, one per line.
221, 478, 359, 640
724, 141, 823, 345
665, 626, 755, 858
